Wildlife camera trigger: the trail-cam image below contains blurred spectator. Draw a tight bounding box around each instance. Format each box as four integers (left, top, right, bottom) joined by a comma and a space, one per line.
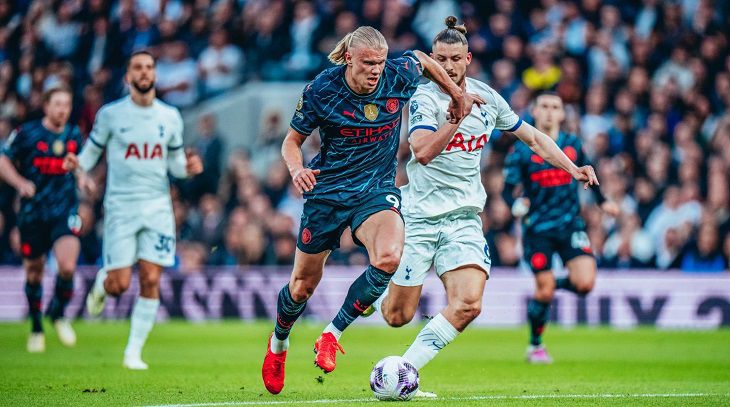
681, 221, 726, 272
184, 114, 224, 203
603, 213, 655, 268
0, 0, 727, 271
156, 41, 198, 108
521, 45, 561, 91
198, 29, 243, 97
38, 1, 81, 59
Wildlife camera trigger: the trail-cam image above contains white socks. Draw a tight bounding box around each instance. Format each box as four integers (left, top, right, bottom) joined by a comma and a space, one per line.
323, 322, 343, 341
372, 286, 389, 314
403, 313, 459, 370
270, 336, 289, 354
93, 268, 108, 297
124, 297, 160, 358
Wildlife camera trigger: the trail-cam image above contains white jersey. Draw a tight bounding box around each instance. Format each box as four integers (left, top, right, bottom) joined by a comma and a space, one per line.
402, 78, 522, 218
85, 96, 184, 206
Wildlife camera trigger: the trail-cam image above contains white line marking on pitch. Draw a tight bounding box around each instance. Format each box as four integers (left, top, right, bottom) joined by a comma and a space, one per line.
142, 392, 728, 407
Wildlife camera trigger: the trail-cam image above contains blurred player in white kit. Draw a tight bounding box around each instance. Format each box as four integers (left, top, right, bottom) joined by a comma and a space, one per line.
64, 50, 203, 370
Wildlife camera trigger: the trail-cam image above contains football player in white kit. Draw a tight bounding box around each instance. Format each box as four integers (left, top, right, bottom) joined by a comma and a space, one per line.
368, 17, 598, 394
63, 51, 203, 370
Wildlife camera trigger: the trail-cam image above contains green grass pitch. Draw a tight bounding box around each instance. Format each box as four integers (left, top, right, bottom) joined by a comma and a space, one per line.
0, 321, 728, 406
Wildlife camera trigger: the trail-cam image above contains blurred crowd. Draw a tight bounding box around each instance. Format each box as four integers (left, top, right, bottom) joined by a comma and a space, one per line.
0, 0, 729, 272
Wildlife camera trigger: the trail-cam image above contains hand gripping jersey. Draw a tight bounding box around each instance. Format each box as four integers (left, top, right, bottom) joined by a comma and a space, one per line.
402, 78, 522, 218
290, 51, 423, 204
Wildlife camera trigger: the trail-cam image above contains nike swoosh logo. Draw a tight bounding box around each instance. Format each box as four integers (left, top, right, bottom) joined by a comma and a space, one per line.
120, 127, 132, 133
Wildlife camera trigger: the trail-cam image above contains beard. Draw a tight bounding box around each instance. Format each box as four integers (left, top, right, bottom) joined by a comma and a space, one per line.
131, 79, 155, 94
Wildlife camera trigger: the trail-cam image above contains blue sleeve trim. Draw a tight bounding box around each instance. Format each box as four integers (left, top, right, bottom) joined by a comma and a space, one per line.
289, 123, 312, 137
506, 118, 523, 132
168, 144, 184, 151
409, 125, 437, 135
88, 135, 105, 148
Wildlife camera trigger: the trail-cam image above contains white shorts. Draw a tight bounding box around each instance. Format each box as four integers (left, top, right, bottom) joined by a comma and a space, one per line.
102, 199, 176, 270
392, 210, 491, 287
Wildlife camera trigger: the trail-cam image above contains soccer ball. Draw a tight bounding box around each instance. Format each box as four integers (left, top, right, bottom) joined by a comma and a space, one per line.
369, 356, 419, 401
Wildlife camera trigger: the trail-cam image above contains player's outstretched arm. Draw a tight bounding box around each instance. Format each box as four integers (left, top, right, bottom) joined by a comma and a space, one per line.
282, 128, 319, 194
509, 122, 599, 189
0, 155, 35, 197
412, 50, 474, 123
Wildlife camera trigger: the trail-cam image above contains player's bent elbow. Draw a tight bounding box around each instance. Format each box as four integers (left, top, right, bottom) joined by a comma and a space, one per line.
412, 149, 434, 166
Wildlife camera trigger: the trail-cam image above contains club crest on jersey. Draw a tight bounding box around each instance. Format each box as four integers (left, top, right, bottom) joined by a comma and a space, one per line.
158, 124, 165, 138
296, 96, 303, 111
52, 140, 65, 156
364, 104, 379, 121
386, 98, 399, 114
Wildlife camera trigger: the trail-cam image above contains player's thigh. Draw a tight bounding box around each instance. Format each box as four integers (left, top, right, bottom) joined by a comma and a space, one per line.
18, 220, 52, 263
137, 206, 176, 268
442, 267, 487, 308
103, 210, 140, 270
433, 211, 491, 279
289, 248, 330, 301
352, 189, 405, 271
51, 213, 81, 275
523, 231, 556, 275
565, 255, 597, 291
390, 216, 436, 287
297, 200, 350, 255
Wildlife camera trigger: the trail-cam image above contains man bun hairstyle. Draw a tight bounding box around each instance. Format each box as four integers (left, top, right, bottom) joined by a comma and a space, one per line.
328, 26, 388, 65
433, 16, 468, 45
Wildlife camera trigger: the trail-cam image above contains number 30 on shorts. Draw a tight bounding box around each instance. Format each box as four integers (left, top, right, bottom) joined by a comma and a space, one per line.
385, 194, 400, 209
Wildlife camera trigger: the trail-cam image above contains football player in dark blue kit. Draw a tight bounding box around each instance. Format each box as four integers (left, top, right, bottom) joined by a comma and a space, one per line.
261, 26, 482, 395
0, 86, 93, 353
502, 93, 620, 364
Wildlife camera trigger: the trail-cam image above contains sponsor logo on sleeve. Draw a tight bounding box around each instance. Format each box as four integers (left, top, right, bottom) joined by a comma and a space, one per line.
409, 101, 418, 115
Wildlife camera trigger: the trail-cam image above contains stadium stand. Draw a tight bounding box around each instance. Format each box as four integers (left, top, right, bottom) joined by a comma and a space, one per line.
0, 0, 728, 271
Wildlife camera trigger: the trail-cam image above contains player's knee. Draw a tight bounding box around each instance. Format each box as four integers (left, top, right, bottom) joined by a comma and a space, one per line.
105, 276, 129, 296
535, 287, 555, 303
372, 249, 402, 274
573, 279, 594, 295
56, 262, 76, 279
25, 263, 44, 282
139, 272, 160, 290
289, 281, 315, 302
384, 309, 414, 328
455, 300, 482, 323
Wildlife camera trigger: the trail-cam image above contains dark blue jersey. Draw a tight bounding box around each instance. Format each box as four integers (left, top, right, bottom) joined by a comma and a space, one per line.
2, 120, 83, 224
503, 132, 591, 234
290, 50, 422, 204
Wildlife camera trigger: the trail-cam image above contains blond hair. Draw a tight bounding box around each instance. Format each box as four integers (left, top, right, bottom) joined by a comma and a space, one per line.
328, 26, 388, 65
